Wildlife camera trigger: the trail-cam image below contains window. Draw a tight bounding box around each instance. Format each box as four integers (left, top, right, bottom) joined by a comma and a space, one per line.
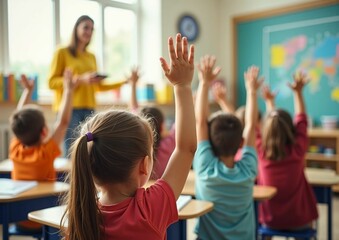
104, 7, 137, 80
8, 0, 53, 92
3, 0, 140, 102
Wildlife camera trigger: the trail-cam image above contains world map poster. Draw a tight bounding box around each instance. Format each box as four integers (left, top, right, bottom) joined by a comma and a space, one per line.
262, 16, 339, 122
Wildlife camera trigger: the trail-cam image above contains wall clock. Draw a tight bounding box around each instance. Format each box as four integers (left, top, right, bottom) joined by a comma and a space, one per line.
178, 15, 199, 42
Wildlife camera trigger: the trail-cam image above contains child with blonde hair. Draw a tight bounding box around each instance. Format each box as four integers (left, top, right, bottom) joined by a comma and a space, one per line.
257, 72, 318, 231
61, 33, 196, 240
194, 58, 262, 239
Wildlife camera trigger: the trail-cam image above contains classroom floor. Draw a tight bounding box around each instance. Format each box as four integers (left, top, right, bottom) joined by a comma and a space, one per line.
1, 194, 338, 240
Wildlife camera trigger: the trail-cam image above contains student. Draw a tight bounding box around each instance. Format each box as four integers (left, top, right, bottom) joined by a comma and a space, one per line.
48, 15, 135, 156
61, 33, 196, 240
9, 69, 75, 231
128, 72, 175, 180
257, 72, 318, 232
193, 59, 261, 240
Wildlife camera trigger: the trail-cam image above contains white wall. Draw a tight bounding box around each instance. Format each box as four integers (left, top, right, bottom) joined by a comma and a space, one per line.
161, 0, 220, 86
159, 0, 323, 98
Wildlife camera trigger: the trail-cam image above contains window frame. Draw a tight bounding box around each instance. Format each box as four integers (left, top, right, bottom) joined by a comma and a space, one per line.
1, 0, 140, 103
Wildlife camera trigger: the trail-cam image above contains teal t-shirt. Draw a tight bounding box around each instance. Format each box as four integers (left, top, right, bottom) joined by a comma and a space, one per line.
193, 140, 257, 240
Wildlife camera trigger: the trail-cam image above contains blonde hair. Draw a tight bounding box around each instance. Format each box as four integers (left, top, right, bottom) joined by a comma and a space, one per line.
262, 109, 295, 161
61, 110, 153, 240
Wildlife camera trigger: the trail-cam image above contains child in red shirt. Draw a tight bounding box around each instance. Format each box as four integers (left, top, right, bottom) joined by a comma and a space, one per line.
256, 72, 318, 230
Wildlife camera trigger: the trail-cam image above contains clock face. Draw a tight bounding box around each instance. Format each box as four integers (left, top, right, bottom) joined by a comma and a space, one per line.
178, 15, 199, 42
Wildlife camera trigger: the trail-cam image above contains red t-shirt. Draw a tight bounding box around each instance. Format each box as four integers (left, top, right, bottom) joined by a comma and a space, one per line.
99, 179, 178, 239
256, 113, 318, 229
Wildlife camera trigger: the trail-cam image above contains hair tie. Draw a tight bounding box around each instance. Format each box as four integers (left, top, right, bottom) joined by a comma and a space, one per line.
86, 132, 94, 142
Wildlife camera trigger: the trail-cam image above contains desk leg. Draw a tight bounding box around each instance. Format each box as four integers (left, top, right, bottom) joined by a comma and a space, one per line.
1, 205, 9, 240
167, 220, 187, 240
326, 187, 332, 240
312, 186, 332, 240
43, 226, 61, 240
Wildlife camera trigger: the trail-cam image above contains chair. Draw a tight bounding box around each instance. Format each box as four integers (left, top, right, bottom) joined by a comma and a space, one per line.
258, 225, 317, 240
9, 224, 42, 240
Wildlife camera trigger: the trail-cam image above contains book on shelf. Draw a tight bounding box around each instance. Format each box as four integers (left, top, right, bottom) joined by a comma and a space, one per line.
0, 179, 38, 195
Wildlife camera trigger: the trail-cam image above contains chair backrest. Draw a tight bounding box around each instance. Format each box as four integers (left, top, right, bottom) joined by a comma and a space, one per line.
258, 225, 317, 239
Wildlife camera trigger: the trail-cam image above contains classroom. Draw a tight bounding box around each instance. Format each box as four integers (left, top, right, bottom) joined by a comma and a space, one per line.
1, 0, 339, 239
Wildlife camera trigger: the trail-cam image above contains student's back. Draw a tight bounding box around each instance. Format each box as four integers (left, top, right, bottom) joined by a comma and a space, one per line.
257, 76, 318, 229
8, 70, 75, 231
194, 61, 261, 240
128, 74, 175, 180
61, 33, 196, 240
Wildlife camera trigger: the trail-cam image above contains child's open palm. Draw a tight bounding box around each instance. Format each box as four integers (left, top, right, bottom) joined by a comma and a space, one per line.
244, 66, 263, 92
63, 68, 77, 90
160, 33, 194, 86
288, 71, 309, 92
261, 84, 277, 102
212, 82, 227, 102
20, 74, 34, 91
197, 55, 221, 84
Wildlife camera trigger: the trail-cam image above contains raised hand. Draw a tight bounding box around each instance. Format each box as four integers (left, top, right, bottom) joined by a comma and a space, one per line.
20, 74, 35, 91
159, 33, 194, 86
288, 71, 309, 92
244, 66, 263, 92
63, 68, 77, 91
127, 66, 140, 85
261, 84, 277, 102
212, 82, 227, 103
197, 55, 221, 84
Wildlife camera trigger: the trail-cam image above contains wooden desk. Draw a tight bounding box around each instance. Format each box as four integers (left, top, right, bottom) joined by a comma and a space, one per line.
305, 168, 339, 240
0, 181, 69, 240
0, 158, 71, 181
147, 170, 277, 201
28, 200, 214, 240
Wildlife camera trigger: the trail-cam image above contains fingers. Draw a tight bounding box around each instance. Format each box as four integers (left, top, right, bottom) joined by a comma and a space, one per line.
175, 33, 183, 59
160, 57, 170, 76
168, 37, 176, 62
182, 37, 188, 61
188, 45, 194, 64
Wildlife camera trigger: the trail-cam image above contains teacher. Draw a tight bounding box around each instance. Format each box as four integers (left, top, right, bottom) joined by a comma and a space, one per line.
48, 15, 129, 155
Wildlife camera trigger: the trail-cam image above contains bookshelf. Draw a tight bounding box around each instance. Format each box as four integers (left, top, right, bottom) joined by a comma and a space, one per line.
306, 128, 339, 192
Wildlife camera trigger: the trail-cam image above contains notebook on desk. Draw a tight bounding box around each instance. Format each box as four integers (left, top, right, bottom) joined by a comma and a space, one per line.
176, 195, 192, 210
0, 179, 38, 195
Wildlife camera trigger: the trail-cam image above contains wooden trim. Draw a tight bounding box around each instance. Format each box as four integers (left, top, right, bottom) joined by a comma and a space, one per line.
233, 0, 339, 24
231, 0, 339, 105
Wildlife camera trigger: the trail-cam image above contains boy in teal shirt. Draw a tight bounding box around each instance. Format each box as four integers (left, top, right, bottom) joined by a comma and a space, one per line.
194, 57, 261, 240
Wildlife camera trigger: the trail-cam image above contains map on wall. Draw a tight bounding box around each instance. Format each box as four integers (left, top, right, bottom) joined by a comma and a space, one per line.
262, 16, 339, 104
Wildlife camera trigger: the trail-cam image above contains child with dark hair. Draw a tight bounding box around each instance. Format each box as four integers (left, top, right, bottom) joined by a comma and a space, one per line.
194, 58, 261, 239
257, 73, 318, 232
61, 33, 196, 240
129, 73, 175, 180
9, 69, 75, 231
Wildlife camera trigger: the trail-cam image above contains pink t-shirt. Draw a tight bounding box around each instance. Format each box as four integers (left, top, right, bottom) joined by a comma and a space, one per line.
152, 126, 175, 179
256, 113, 318, 229
99, 179, 178, 239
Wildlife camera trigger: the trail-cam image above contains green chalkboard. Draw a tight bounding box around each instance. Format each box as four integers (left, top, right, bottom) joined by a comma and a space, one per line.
234, 1, 339, 125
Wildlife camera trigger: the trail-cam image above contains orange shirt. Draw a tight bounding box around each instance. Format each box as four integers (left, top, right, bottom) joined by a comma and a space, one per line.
9, 138, 61, 181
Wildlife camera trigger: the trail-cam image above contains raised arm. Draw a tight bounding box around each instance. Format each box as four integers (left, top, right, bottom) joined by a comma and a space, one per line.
212, 81, 234, 113
243, 66, 262, 148
288, 71, 308, 115
50, 68, 76, 145
261, 84, 276, 113
160, 33, 196, 199
196, 56, 221, 142
127, 67, 140, 111
17, 75, 34, 110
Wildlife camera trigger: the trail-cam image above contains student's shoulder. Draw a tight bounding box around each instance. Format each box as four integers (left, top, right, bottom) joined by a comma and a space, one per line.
54, 46, 70, 56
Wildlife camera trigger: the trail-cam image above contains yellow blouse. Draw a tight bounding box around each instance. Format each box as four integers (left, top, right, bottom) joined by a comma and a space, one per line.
48, 47, 125, 111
